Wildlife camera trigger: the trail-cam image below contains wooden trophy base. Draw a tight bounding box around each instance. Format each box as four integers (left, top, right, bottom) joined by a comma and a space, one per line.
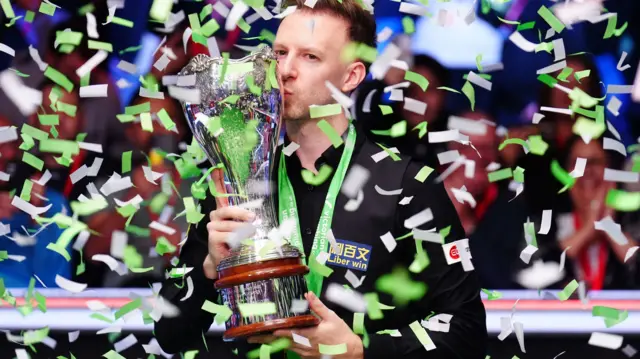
223, 314, 320, 340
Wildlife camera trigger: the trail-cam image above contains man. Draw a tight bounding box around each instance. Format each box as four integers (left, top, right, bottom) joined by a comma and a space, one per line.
443, 111, 529, 289
155, 0, 487, 357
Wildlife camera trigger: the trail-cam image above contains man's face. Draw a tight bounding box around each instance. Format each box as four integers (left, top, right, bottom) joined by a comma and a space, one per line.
274, 11, 357, 121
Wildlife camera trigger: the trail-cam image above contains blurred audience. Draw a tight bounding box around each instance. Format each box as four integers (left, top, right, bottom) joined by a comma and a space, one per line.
443, 111, 529, 289
523, 136, 640, 290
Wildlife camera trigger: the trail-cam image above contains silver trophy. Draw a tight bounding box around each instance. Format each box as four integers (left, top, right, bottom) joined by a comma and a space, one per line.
178, 45, 319, 340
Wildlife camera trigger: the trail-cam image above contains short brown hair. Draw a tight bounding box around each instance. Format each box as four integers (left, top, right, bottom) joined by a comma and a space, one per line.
282, 0, 377, 50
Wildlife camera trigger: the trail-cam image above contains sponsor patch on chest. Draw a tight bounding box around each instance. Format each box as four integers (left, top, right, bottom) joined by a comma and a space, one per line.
326, 239, 371, 271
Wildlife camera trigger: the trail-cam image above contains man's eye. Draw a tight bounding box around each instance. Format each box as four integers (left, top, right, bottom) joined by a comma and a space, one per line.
305, 54, 318, 60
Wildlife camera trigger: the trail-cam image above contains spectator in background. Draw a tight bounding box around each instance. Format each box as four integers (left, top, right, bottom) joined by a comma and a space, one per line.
0, 168, 72, 288
358, 50, 451, 167
512, 54, 604, 216
31, 83, 89, 199
443, 111, 528, 289
522, 135, 640, 290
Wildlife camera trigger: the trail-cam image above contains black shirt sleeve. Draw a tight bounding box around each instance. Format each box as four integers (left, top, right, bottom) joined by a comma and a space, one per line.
363, 161, 488, 359
154, 196, 224, 354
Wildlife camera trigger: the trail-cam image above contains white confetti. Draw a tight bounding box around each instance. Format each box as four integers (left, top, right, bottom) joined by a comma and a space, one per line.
552, 38, 566, 62
76, 50, 108, 78
11, 196, 51, 218
0, 171, 9, 181
0, 70, 42, 116
273, 5, 297, 19
325, 282, 366, 312
380, 231, 397, 252
539, 209, 552, 234
603, 137, 627, 156
55, 275, 87, 293
429, 130, 460, 143
225, 0, 249, 31
540, 106, 573, 116
180, 276, 194, 302
78, 142, 103, 153
68, 331, 80, 343
588, 332, 623, 350
604, 168, 639, 183
516, 260, 564, 289
559, 246, 570, 273
482, 63, 504, 73
497, 316, 513, 341
377, 27, 393, 43
114, 334, 138, 353
403, 97, 427, 115
176, 74, 196, 86
70, 166, 89, 184
633, 62, 640, 102
100, 173, 134, 196
451, 188, 476, 208
32, 170, 51, 186
607, 85, 634, 94
345, 270, 366, 289
15, 349, 29, 359
532, 113, 545, 124
509, 31, 537, 52
71, 230, 89, 251
399, 196, 413, 205
519, 244, 538, 264
374, 185, 402, 196
96, 325, 122, 335
290, 299, 308, 314
28, 45, 48, 71
91, 254, 119, 271
104, 6, 117, 25
569, 157, 587, 178
467, 72, 492, 91
283, 142, 300, 156
537, 60, 567, 75
153, 53, 171, 72
150, 221, 177, 235
412, 228, 443, 244
399, 2, 429, 16
117, 60, 137, 74
80, 84, 109, 98
370, 43, 401, 80
341, 164, 370, 198
0, 43, 15, 57
114, 194, 144, 208
168, 86, 200, 104
86, 12, 99, 39
110, 230, 128, 259
371, 147, 400, 163
116, 78, 132, 89
182, 27, 192, 54
622, 344, 638, 357
625, 246, 639, 263
607, 96, 622, 116
447, 115, 487, 135
421, 313, 452, 333
344, 189, 364, 212
437, 150, 461, 165
292, 332, 312, 347
404, 208, 433, 229
513, 321, 526, 353
325, 80, 354, 110
595, 216, 628, 245
617, 52, 631, 71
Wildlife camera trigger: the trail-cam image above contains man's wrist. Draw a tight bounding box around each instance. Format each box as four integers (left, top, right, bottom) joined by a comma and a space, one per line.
349, 333, 364, 359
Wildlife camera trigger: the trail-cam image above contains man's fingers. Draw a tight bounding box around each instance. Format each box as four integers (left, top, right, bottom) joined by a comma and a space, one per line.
208, 219, 251, 233
210, 207, 256, 222
306, 291, 334, 320
272, 329, 294, 338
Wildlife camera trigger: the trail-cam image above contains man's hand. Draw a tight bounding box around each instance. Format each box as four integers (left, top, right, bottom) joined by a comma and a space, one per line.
248, 292, 364, 359
203, 206, 256, 280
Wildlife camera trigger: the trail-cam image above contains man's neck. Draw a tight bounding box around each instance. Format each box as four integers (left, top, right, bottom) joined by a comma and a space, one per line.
286, 115, 349, 173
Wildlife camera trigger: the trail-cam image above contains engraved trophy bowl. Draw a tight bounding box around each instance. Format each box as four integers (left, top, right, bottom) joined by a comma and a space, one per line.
178, 45, 319, 340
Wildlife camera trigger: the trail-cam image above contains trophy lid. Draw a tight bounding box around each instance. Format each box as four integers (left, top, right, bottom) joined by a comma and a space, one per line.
217, 241, 305, 271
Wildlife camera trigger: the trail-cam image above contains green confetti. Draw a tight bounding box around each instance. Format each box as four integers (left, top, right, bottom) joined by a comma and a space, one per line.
56, 101, 77, 117
78, 3, 95, 15
149, 0, 173, 21
149, 192, 169, 213
218, 52, 229, 84
475, 54, 483, 72
498, 138, 529, 153
402, 16, 415, 34
513, 166, 525, 183
238, 302, 277, 317
551, 159, 575, 192
76, 251, 85, 276
70, 197, 108, 216
405, 71, 429, 91
22, 152, 44, 171
40, 139, 80, 155
55, 31, 83, 46
259, 29, 276, 44
409, 238, 430, 273
19, 134, 35, 151
122, 151, 132, 173
409, 321, 435, 352
605, 189, 640, 212
199, 4, 213, 20
25, 10, 35, 23
572, 117, 606, 140
415, 166, 434, 183
18, 180, 32, 201
201, 300, 233, 324
370, 120, 406, 138
537, 5, 565, 33
201, 18, 220, 37
184, 350, 199, 359
309, 255, 334, 277
558, 279, 578, 301
125, 102, 151, 115
574, 69, 591, 83
268, 58, 279, 89
488, 168, 513, 182
38, 114, 59, 126
1, 0, 15, 18
497, 16, 520, 25
527, 135, 549, 155
412, 122, 428, 139
517, 21, 536, 31
119, 45, 142, 55
111, 16, 134, 28
556, 67, 574, 82
88, 40, 113, 52
44, 66, 74, 92
140, 112, 153, 132
376, 142, 401, 161
157, 108, 176, 131
310, 104, 342, 119
115, 298, 142, 320
604, 14, 627, 39
363, 292, 383, 320
19, 124, 44, 140
481, 288, 503, 300
184, 197, 205, 224
9, 68, 29, 77
123, 245, 143, 270
319, 343, 347, 355
221, 94, 240, 104
301, 164, 333, 186
90, 312, 114, 323
39, 1, 56, 16
379, 105, 393, 115
24, 327, 50, 345
247, 339, 290, 359
537, 73, 557, 88
103, 350, 126, 359
155, 237, 177, 256
376, 267, 427, 306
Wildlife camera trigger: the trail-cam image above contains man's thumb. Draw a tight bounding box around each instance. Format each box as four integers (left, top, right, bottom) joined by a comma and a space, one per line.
307, 292, 334, 319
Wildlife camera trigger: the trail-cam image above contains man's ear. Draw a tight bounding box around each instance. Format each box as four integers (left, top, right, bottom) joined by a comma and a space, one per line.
341, 61, 367, 93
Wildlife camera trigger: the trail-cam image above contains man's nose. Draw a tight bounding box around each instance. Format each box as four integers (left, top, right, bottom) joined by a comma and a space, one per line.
277, 55, 297, 81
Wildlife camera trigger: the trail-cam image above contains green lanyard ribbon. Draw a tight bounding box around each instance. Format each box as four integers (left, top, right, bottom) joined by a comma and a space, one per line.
278, 123, 357, 296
